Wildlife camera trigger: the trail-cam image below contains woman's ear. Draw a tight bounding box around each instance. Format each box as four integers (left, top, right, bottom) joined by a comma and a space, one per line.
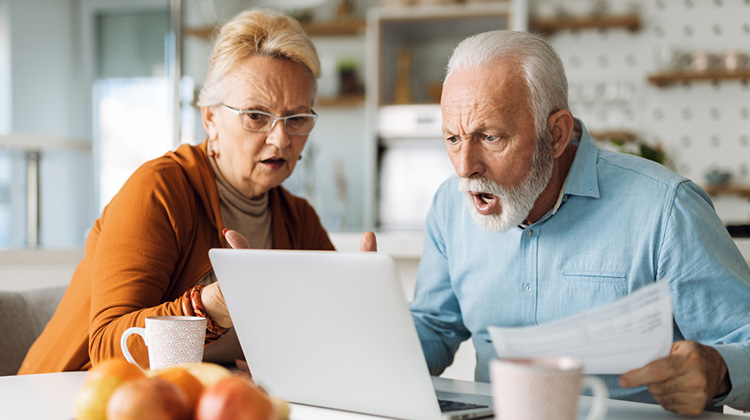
201, 106, 219, 140
547, 110, 575, 158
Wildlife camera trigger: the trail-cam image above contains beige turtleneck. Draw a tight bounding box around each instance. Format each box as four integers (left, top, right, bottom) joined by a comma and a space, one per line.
197, 142, 274, 364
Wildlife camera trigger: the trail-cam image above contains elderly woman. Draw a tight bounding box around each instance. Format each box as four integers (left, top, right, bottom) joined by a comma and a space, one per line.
19, 8, 350, 373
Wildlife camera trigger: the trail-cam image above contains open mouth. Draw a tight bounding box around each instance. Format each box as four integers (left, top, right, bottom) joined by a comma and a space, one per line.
261, 157, 287, 170
471, 192, 499, 215
477, 193, 495, 204
262, 158, 286, 165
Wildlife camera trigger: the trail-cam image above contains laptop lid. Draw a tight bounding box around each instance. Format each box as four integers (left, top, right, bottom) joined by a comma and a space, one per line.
209, 249, 485, 420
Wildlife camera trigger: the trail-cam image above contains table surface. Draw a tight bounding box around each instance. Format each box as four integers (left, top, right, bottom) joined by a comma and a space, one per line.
0, 372, 745, 420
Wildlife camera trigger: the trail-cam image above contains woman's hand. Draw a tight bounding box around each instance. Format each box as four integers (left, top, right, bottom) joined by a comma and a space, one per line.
205, 229, 377, 328
223, 228, 250, 249
360, 231, 377, 252
196, 228, 249, 329
223, 228, 378, 252
200, 282, 233, 328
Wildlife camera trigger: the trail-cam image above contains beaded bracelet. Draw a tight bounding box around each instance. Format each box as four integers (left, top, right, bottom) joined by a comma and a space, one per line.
182, 284, 228, 341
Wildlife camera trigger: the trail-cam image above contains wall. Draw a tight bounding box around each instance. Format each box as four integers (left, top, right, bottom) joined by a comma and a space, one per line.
0, 249, 83, 291
541, 0, 750, 223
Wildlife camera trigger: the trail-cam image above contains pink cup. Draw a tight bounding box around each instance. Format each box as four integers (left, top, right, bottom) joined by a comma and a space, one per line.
490, 357, 608, 420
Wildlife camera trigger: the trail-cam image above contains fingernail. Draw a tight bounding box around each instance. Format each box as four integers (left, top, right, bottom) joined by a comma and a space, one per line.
222, 228, 228, 235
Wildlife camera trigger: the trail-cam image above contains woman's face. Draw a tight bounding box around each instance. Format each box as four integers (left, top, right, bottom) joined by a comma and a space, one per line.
202, 55, 315, 198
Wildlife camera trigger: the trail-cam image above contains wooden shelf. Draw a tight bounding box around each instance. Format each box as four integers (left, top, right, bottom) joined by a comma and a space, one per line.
702, 184, 750, 200
184, 20, 366, 40
589, 130, 637, 143
532, 14, 641, 34
301, 20, 366, 36
183, 26, 214, 40
316, 94, 365, 107
647, 70, 750, 87
375, 3, 510, 21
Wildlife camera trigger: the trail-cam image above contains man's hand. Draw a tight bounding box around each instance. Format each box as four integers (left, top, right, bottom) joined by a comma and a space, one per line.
619, 340, 730, 415
360, 231, 377, 252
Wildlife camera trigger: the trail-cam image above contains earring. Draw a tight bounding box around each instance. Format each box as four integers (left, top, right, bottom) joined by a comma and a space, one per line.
208, 139, 218, 158
298, 154, 303, 161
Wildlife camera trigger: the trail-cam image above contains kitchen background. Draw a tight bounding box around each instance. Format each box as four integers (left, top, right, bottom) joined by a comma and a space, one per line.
1, 1, 750, 404
1, 0, 749, 249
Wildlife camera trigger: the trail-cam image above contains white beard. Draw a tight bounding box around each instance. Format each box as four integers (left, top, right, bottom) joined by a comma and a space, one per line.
458, 136, 555, 233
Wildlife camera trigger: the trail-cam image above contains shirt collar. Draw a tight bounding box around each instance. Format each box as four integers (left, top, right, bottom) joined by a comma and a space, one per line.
518, 118, 599, 229
550, 172, 569, 215
563, 118, 600, 199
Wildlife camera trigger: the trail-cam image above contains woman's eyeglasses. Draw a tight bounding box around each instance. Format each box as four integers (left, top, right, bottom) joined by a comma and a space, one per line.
222, 104, 317, 136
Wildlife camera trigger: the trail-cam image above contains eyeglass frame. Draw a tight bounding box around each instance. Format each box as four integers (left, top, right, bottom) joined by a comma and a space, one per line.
221, 104, 318, 136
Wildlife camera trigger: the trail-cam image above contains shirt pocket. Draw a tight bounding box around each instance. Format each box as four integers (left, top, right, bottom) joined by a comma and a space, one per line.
558, 270, 628, 319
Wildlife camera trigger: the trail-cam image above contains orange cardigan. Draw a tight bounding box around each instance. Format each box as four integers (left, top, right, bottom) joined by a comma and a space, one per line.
19, 141, 334, 374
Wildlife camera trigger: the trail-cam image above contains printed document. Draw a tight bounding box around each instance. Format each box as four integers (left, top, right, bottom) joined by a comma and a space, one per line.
488, 280, 673, 374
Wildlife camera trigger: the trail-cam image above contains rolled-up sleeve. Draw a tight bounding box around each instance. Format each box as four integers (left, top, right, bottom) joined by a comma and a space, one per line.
659, 181, 750, 411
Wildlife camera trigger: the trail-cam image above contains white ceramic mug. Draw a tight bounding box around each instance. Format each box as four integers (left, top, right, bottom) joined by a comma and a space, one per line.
120, 315, 207, 370
490, 357, 608, 420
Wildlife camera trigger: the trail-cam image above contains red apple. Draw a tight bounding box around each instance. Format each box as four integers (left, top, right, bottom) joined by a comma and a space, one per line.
106, 377, 190, 420
195, 375, 276, 420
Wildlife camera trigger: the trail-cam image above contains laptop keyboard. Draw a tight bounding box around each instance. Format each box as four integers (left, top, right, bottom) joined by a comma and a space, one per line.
438, 399, 489, 412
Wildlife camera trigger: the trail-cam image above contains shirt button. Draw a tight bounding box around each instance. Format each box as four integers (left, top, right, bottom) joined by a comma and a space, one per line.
523, 283, 532, 292
528, 229, 534, 237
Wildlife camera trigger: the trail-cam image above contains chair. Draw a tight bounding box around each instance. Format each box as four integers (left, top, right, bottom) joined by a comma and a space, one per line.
0, 285, 66, 375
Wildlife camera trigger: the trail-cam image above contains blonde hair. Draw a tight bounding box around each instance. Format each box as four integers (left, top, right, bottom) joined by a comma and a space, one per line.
197, 8, 320, 107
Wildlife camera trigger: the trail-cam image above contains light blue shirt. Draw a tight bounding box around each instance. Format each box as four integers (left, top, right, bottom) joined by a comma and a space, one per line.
410, 122, 750, 409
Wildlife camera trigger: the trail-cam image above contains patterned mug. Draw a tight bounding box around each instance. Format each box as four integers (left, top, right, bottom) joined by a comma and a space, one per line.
120, 315, 206, 370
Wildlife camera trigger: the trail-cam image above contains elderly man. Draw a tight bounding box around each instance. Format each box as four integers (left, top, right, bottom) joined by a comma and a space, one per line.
409, 30, 750, 415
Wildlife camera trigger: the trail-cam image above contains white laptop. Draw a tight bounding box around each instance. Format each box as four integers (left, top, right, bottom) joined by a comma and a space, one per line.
208, 248, 494, 420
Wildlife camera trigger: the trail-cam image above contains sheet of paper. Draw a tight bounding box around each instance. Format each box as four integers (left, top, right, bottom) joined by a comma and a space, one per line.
488, 280, 673, 374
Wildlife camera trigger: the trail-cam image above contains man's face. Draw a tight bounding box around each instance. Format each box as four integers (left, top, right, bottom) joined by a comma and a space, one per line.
441, 61, 554, 233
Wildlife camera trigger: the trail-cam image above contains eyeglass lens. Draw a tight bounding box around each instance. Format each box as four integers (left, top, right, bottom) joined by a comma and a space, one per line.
241, 111, 316, 135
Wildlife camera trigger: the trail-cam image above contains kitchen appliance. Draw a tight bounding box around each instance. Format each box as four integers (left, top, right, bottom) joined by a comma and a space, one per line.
377, 105, 456, 231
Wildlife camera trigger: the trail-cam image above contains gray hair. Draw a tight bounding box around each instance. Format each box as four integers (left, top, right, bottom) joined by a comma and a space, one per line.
197, 8, 320, 107
445, 30, 568, 139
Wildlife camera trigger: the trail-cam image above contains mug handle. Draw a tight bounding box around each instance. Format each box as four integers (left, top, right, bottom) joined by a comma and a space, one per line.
581, 376, 609, 420
120, 327, 147, 370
